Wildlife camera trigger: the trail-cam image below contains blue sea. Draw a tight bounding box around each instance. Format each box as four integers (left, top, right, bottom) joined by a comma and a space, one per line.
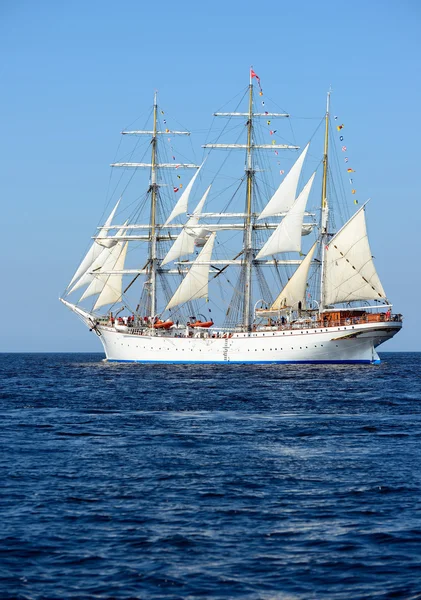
1, 352, 421, 599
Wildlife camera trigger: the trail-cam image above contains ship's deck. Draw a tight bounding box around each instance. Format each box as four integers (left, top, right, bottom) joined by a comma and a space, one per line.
97, 313, 402, 339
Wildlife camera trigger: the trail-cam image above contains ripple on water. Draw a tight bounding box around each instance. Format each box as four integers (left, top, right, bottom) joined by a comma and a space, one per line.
0, 352, 421, 598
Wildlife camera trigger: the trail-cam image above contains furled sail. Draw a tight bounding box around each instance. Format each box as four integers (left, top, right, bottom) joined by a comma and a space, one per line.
78, 235, 127, 302
323, 205, 387, 306
256, 172, 316, 259
161, 185, 211, 266
166, 232, 216, 310
68, 223, 127, 294
258, 143, 310, 220
67, 199, 121, 288
164, 163, 203, 225
93, 242, 129, 310
271, 242, 317, 310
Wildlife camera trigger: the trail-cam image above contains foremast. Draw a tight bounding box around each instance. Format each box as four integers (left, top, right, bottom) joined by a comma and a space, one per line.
110, 92, 198, 317
243, 77, 254, 330
319, 90, 330, 313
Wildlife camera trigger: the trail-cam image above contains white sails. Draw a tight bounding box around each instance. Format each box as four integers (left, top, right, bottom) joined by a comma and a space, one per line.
161, 185, 211, 266
68, 246, 111, 295
271, 242, 317, 310
93, 242, 129, 310
258, 143, 310, 220
166, 233, 216, 310
79, 235, 128, 303
68, 223, 127, 295
164, 163, 204, 225
67, 199, 121, 289
323, 206, 387, 306
256, 172, 316, 259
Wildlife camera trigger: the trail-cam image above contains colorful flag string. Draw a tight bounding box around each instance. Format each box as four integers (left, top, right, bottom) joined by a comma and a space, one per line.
335, 118, 359, 204
160, 110, 184, 193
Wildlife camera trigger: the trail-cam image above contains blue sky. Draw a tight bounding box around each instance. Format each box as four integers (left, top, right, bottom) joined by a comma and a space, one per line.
1, 0, 420, 351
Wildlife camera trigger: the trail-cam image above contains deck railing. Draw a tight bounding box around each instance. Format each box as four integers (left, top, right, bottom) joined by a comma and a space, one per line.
99, 313, 402, 338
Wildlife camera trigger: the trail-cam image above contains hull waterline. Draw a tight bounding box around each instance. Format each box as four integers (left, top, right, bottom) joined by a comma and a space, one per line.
94, 320, 401, 365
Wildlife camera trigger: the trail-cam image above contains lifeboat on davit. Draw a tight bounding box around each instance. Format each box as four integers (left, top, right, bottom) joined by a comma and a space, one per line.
189, 320, 214, 328
153, 320, 174, 330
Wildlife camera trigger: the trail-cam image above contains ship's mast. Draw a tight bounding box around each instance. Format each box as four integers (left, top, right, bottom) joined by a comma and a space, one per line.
319, 90, 330, 313
149, 91, 158, 316
202, 70, 297, 330
243, 76, 254, 330
110, 92, 197, 316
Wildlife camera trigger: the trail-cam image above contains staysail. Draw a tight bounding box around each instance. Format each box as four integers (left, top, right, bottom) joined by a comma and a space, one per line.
161, 185, 211, 266
271, 242, 317, 310
78, 235, 127, 302
93, 242, 129, 310
256, 172, 316, 259
258, 143, 309, 220
166, 232, 216, 310
164, 163, 203, 225
323, 205, 387, 306
68, 223, 127, 294
67, 199, 121, 288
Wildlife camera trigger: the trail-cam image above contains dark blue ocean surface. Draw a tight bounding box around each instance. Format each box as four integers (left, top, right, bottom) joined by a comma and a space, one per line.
1, 352, 421, 599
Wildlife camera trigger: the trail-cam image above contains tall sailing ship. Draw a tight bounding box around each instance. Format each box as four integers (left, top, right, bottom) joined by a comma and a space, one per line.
60, 70, 402, 364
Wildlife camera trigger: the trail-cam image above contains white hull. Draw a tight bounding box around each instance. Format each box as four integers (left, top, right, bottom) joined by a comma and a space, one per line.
93, 321, 401, 364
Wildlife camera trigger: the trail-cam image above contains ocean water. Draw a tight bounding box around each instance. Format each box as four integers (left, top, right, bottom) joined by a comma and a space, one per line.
1, 352, 421, 600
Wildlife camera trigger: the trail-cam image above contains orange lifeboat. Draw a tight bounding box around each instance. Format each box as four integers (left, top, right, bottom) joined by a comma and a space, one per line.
153, 320, 174, 330
189, 320, 214, 328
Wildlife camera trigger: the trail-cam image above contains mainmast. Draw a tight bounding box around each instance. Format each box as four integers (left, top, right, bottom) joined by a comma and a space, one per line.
319, 90, 330, 312
202, 69, 297, 330
150, 91, 158, 316
243, 76, 254, 330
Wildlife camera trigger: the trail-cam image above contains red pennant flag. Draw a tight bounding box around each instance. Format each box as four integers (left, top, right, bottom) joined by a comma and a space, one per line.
250, 68, 260, 83
250, 68, 263, 93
